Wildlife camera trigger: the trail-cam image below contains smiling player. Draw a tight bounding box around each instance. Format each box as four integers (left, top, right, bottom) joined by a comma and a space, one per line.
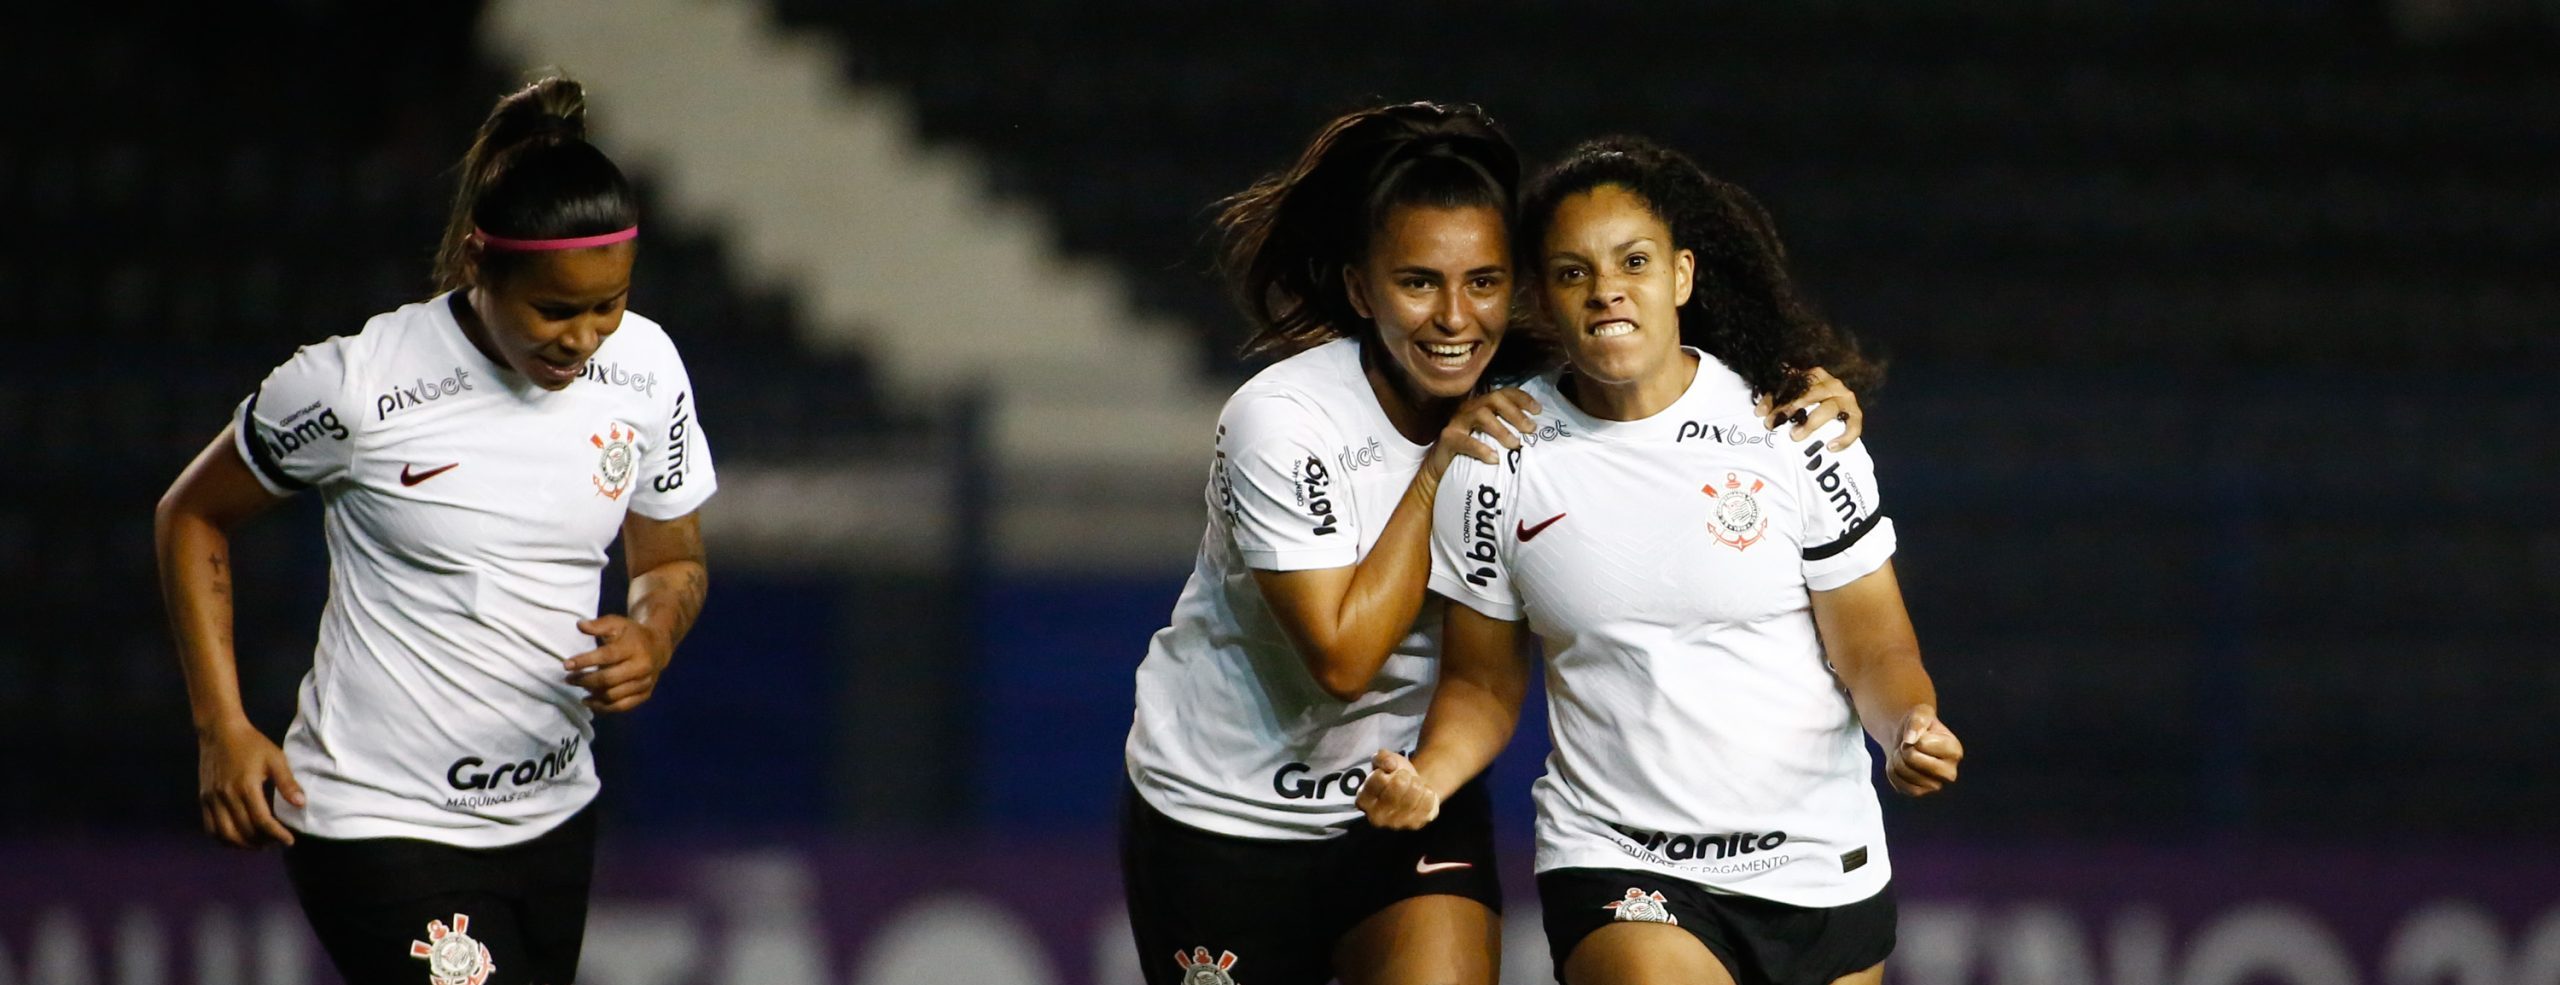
153, 76, 715, 985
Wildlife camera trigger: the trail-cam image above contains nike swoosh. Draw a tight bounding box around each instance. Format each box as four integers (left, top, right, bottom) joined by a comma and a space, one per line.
400, 463, 459, 486
1516, 513, 1567, 542
1416, 857, 1475, 875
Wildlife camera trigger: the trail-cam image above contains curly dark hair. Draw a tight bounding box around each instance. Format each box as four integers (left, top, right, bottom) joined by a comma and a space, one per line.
1215, 101, 1554, 386
1516, 136, 1880, 404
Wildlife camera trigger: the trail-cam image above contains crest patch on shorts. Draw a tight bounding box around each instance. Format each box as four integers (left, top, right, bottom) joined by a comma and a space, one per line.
1173, 946, 1240, 985
1604, 887, 1679, 925
408, 912, 494, 985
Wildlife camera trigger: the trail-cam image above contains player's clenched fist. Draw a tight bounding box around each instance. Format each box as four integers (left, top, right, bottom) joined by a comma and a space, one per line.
1355, 749, 1442, 830
566, 615, 673, 713
1888, 705, 1964, 796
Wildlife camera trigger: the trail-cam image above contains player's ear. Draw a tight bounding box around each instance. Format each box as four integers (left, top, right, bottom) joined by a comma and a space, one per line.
459, 239, 488, 289
1343, 265, 1374, 321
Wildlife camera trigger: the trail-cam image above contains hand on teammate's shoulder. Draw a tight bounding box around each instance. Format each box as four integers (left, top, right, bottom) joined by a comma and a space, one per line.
1427, 387, 1543, 476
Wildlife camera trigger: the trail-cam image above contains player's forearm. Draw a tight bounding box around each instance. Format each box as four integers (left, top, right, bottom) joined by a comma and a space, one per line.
1410, 671, 1524, 797
1306, 467, 1443, 696
155, 505, 251, 730
628, 560, 708, 650
1840, 643, 1936, 748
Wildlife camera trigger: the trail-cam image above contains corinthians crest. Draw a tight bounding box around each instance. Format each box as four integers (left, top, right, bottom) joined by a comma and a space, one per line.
591, 422, 638, 500
408, 912, 494, 985
1173, 946, 1241, 985
1705, 472, 1768, 550
1605, 887, 1679, 925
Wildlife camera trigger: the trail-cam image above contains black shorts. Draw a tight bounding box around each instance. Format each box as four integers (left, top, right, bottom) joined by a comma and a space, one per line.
1538, 868, 1894, 985
282, 805, 597, 985
1120, 780, 1503, 985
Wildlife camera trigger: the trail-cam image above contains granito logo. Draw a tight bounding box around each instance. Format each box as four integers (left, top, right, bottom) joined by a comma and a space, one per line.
1609, 822, 1789, 863
651, 391, 695, 493
1295, 456, 1340, 536
444, 735, 581, 793
1272, 752, 1408, 800
580, 360, 657, 396
1800, 441, 1868, 526
376, 366, 475, 420
1461, 484, 1505, 587
1675, 420, 1773, 447
262, 407, 348, 458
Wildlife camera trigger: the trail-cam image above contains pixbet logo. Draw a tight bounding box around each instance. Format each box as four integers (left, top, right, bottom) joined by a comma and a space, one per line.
445, 735, 581, 791
580, 360, 657, 396
376, 366, 474, 420
1610, 822, 1789, 862
1337, 435, 1387, 474
1523, 420, 1574, 446
651, 391, 695, 493
1211, 426, 1240, 523
1676, 420, 1773, 446
1461, 484, 1505, 587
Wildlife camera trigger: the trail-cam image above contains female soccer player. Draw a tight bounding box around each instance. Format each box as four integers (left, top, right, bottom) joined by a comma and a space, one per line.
154, 76, 714, 985
1359, 136, 1962, 985
1122, 107, 1868, 985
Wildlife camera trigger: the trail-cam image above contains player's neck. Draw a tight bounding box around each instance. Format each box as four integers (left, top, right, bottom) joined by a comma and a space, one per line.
1359, 342, 1455, 446
1565, 349, 1698, 422
450, 290, 509, 371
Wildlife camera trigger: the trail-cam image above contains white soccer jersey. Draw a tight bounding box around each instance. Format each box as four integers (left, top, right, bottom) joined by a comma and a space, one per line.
1430, 352, 1897, 906
1125, 338, 1445, 840
234, 291, 717, 847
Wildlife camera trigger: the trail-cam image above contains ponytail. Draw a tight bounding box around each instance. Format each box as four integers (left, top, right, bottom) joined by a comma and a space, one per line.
432, 76, 640, 291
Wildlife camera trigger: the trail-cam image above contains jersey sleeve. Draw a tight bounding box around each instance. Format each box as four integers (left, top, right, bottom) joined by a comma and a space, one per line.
1427, 441, 1525, 621
1796, 422, 1897, 591
1216, 391, 1359, 571
630, 350, 717, 521
232, 338, 358, 496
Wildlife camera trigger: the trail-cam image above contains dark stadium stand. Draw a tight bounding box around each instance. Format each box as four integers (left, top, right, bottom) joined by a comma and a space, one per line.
775, 0, 2560, 838
13, 0, 2554, 842
788, 0, 2560, 372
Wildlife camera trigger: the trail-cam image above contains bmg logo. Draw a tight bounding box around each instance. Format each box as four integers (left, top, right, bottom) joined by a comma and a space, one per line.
262, 408, 348, 458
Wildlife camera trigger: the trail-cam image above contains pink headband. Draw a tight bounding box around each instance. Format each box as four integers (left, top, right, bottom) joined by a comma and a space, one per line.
473, 226, 639, 251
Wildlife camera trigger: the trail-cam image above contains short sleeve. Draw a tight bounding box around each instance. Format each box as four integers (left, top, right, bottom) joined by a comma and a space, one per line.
1427, 442, 1524, 621
1796, 423, 1897, 591
1216, 392, 1359, 571
630, 354, 717, 521
233, 339, 358, 496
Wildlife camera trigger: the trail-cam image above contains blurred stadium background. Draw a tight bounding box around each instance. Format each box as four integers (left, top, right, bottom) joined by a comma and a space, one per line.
7, 0, 2559, 982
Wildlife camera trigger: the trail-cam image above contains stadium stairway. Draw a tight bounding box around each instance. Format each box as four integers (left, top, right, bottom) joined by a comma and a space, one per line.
483, 0, 1236, 574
